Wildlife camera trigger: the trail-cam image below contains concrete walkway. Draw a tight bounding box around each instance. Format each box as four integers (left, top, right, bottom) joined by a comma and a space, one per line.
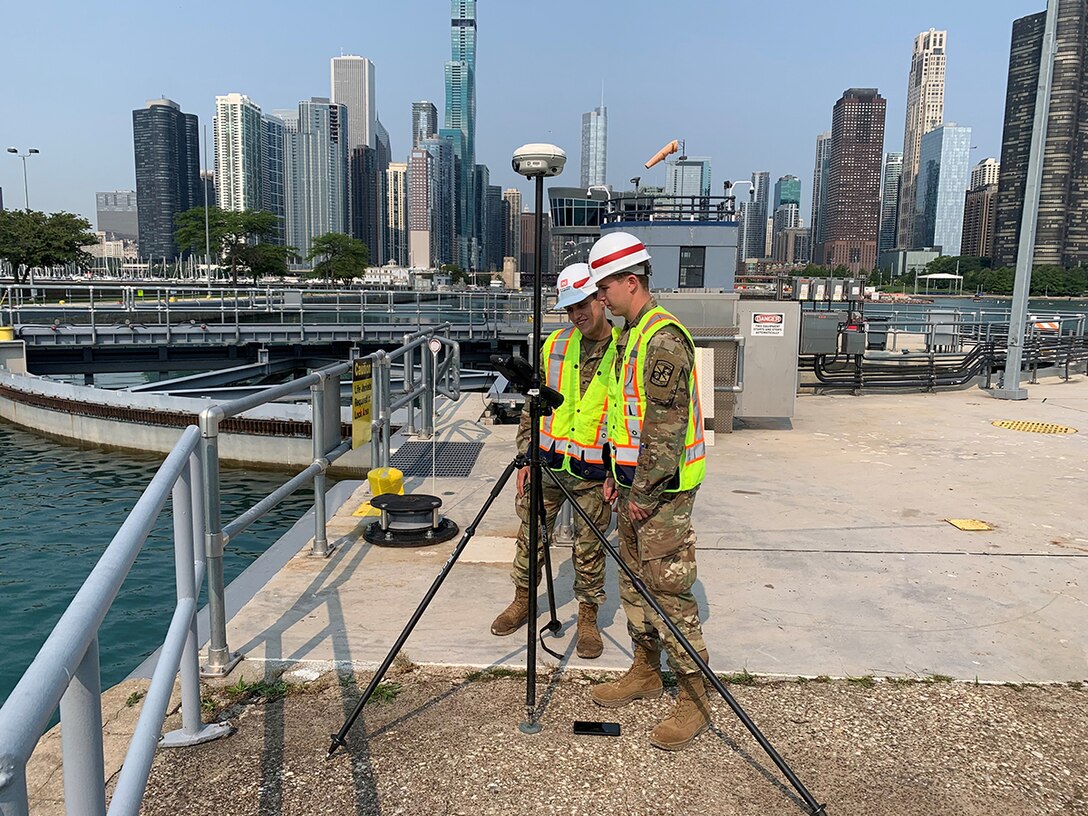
213, 377, 1088, 685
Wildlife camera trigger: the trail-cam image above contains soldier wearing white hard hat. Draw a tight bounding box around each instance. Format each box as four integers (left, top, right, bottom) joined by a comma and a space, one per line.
491, 263, 617, 659
587, 231, 713, 751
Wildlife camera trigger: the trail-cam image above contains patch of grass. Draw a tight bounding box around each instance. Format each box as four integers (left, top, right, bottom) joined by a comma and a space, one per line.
1002, 682, 1024, 691
201, 697, 218, 713
465, 667, 527, 682
795, 676, 810, 685
813, 675, 832, 684
583, 673, 614, 686
225, 678, 291, 701
926, 673, 954, 684
367, 681, 402, 704
885, 676, 915, 688
1067, 681, 1083, 690
718, 668, 758, 686
125, 691, 145, 708
847, 675, 876, 688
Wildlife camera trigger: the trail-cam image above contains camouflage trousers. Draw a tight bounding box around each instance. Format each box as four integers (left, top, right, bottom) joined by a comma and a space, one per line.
511, 468, 609, 606
616, 487, 706, 675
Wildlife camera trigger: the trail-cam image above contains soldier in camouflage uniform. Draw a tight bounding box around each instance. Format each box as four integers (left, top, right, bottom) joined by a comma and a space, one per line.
585, 231, 712, 751
490, 264, 615, 659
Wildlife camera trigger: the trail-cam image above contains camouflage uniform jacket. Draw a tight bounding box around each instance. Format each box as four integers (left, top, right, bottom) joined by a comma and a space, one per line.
614, 297, 695, 512
515, 328, 614, 467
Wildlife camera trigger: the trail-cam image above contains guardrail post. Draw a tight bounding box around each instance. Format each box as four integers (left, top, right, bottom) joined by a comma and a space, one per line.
198, 408, 239, 677
162, 457, 233, 747
310, 379, 330, 557
59, 637, 106, 816
420, 340, 434, 439
403, 333, 417, 436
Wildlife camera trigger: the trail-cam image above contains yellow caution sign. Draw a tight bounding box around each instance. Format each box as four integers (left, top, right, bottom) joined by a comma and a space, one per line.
351, 359, 373, 449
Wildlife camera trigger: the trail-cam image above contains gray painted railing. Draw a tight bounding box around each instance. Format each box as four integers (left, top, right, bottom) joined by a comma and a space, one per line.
0, 326, 461, 810
198, 323, 459, 675
0, 427, 230, 816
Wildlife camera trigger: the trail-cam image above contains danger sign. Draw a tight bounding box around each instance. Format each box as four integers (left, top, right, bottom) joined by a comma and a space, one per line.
751, 312, 785, 337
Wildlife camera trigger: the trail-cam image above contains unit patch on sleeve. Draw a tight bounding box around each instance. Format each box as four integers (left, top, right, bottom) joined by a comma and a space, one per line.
649, 360, 675, 388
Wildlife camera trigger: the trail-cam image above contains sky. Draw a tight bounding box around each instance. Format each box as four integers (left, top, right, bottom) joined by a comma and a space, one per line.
0, 0, 1045, 227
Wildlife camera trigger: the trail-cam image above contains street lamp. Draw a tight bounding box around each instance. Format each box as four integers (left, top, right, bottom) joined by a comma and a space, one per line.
6, 147, 41, 210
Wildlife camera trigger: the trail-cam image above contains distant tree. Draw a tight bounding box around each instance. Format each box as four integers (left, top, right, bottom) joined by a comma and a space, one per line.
0, 210, 99, 284
440, 263, 468, 284
232, 243, 298, 285
306, 232, 370, 284
175, 208, 280, 285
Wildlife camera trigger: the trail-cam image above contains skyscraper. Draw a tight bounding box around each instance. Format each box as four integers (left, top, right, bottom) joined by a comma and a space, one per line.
385, 161, 408, 266
445, 0, 477, 268
331, 56, 376, 151
95, 191, 139, 240
409, 137, 455, 267
741, 171, 770, 261
773, 175, 801, 211
963, 158, 1001, 259
878, 152, 904, 255
897, 29, 947, 250
810, 132, 832, 255
994, 1, 1088, 268
132, 98, 201, 260
665, 158, 712, 198
260, 114, 286, 243
821, 88, 887, 273
502, 188, 522, 264
485, 184, 504, 273
915, 124, 972, 253
971, 157, 1000, 189
283, 98, 348, 259
580, 106, 607, 188
214, 94, 264, 212
412, 101, 438, 148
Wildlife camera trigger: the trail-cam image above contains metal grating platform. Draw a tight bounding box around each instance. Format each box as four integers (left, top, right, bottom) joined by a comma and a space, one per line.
389, 441, 484, 478
992, 420, 1077, 435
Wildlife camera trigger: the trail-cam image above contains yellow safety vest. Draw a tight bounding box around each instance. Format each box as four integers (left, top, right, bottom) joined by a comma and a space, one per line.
538, 326, 616, 480
607, 306, 706, 491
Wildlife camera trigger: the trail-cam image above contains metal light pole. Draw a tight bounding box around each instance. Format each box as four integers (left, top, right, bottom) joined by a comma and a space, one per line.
6, 147, 41, 210
994, 0, 1058, 400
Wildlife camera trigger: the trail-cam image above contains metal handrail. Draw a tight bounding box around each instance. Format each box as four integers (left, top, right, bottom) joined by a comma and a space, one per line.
0, 427, 229, 816
197, 324, 459, 676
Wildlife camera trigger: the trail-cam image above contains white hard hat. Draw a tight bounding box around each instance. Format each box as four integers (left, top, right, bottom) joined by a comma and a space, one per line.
587, 231, 651, 285
553, 263, 595, 310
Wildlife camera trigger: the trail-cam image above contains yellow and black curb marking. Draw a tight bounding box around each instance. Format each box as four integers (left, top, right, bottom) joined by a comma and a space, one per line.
992, 420, 1077, 435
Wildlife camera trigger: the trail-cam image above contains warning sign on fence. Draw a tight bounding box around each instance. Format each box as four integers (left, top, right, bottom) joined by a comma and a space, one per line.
352, 360, 373, 449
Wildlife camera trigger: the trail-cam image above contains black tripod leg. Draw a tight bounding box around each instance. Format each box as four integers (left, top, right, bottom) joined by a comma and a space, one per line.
541, 468, 827, 816
327, 458, 520, 758
536, 474, 561, 634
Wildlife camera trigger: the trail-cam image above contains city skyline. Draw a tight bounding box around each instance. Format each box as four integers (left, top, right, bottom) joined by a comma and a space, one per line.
1, 0, 1042, 228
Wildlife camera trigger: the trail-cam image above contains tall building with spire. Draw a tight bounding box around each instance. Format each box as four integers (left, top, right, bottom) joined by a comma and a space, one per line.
897, 29, 947, 250
581, 105, 607, 188
444, 0, 477, 268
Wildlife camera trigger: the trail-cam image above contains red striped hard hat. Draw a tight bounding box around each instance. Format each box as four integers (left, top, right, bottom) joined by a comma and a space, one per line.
587, 231, 651, 285
554, 263, 595, 310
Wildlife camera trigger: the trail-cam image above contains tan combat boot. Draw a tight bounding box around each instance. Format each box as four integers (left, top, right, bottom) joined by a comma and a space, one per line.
575, 602, 603, 659
490, 586, 530, 636
649, 671, 712, 751
589, 642, 663, 707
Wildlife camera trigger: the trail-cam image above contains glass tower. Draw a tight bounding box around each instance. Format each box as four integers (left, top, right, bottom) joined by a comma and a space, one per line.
878, 152, 903, 255
580, 106, 607, 188
283, 98, 349, 260
444, 0, 477, 268
915, 124, 972, 253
